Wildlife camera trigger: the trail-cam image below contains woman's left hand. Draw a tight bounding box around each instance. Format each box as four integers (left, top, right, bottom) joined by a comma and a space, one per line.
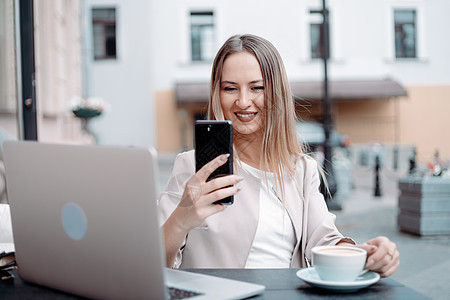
358, 236, 400, 277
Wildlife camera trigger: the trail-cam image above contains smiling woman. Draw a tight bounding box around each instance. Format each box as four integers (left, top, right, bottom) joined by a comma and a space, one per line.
157, 34, 399, 278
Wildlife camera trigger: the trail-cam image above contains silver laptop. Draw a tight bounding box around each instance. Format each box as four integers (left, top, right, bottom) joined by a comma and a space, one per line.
3, 141, 265, 300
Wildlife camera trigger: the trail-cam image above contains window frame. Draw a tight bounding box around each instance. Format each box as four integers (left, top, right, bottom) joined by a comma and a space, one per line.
92, 7, 117, 61
394, 9, 417, 59
310, 22, 323, 60
386, 1, 427, 62
189, 10, 215, 63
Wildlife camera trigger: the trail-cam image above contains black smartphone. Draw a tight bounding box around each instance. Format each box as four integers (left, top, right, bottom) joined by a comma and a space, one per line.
195, 120, 234, 205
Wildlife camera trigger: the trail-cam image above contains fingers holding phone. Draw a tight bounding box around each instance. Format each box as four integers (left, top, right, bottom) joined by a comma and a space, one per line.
175, 154, 242, 231
198, 155, 242, 204
181, 154, 242, 208
195, 120, 234, 205
171, 121, 238, 232
196, 154, 230, 183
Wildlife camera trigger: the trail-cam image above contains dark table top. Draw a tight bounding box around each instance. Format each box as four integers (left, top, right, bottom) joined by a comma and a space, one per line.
1, 268, 429, 299
185, 268, 430, 299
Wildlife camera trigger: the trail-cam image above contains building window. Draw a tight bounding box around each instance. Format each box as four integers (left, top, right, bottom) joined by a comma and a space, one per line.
92, 8, 116, 60
310, 22, 330, 60
190, 11, 215, 62
310, 23, 322, 59
394, 9, 416, 58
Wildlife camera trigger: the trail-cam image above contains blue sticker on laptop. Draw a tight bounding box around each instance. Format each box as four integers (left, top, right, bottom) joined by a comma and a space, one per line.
61, 203, 88, 240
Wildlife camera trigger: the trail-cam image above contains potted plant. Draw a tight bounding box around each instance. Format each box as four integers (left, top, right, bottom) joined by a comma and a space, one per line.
71, 97, 106, 119
71, 97, 108, 143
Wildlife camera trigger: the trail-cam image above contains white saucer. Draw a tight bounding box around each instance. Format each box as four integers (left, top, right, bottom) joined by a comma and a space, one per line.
296, 267, 380, 292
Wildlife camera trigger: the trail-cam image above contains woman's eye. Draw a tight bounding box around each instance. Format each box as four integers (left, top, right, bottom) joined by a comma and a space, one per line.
223, 87, 237, 92
252, 86, 264, 92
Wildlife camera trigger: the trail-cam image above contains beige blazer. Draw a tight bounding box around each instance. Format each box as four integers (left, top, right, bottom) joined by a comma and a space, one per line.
157, 150, 353, 269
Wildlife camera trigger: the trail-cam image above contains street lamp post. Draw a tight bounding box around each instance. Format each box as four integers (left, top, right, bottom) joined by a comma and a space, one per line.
310, 0, 341, 210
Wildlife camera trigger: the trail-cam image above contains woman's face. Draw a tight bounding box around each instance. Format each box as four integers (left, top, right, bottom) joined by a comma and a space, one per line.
219, 52, 265, 137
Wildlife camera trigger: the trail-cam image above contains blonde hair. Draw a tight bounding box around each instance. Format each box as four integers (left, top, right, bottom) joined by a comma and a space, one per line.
208, 34, 305, 196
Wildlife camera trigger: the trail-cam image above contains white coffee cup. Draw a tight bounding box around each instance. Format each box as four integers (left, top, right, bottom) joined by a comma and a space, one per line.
312, 245, 367, 282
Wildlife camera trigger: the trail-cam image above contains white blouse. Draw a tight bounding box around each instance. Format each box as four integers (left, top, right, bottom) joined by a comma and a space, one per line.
241, 162, 297, 268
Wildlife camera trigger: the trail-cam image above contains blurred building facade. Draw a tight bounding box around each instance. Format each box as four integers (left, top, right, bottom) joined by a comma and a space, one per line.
0, 0, 87, 143
0, 0, 17, 137
1, 0, 449, 165
148, 0, 450, 164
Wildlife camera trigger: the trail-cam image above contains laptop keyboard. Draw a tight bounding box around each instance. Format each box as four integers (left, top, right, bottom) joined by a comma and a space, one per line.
167, 286, 204, 300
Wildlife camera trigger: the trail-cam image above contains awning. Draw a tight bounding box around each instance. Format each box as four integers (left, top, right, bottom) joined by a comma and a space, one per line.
175, 78, 407, 104
175, 82, 210, 104
290, 78, 407, 100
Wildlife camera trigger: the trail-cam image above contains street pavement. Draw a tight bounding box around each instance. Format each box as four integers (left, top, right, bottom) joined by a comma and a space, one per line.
157, 155, 450, 300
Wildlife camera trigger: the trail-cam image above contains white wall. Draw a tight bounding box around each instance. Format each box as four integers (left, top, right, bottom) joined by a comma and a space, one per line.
85, 0, 155, 147
148, 0, 177, 89
163, 0, 450, 86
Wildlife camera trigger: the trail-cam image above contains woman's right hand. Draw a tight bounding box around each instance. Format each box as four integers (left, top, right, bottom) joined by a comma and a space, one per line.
174, 153, 242, 230
163, 154, 242, 267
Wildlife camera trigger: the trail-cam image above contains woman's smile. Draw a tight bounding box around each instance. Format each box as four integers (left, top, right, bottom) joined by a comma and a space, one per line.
234, 111, 258, 122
